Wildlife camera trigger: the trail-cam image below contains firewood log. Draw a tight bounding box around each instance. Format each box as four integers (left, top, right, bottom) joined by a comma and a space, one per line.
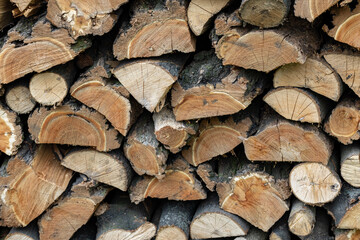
5, 221, 39, 240
46, 0, 127, 39
299, 209, 332, 240
196, 161, 217, 191
155, 201, 197, 240
30, 63, 76, 106
124, 112, 169, 178
239, 0, 291, 28
244, 112, 333, 164
190, 193, 250, 239
70, 218, 96, 240
288, 199, 316, 237
324, 183, 360, 229
0, 0, 13, 30
96, 194, 156, 240
129, 155, 207, 204
269, 213, 291, 240
187, 0, 231, 36
0, 143, 72, 227
294, 0, 341, 22
11, 0, 42, 18
273, 57, 343, 101
153, 105, 198, 153
5, 81, 36, 114
234, 227, 268, 240
113, 0, 195, 61
335, 229, 360, 240
263, 87, 330, 123
0, 16, 91, 84
28, 103, 121, 151
214, 9, 242, 36
171, 50, 267, 121
340, 144, 360, 187
113, 54, 188, 112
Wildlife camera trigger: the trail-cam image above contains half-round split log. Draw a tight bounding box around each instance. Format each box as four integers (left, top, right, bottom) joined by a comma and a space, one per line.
340, 144, 360, 187
5, 82, 36, 114
5, 221, 39, 240
288, 199, 316, 237
294, 0, 341, 22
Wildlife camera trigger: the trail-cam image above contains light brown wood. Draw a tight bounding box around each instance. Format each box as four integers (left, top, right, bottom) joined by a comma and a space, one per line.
0, 104, 22, 156
340, 144, 360, 187
5, 82, 36, 114
129, 156, 207, 204
0, 0, 13, 30
294, 0, 341, 22
335, 229, 360, 240
0, 144, 72, 227
113, 0, 195, 61
10, 0, 42, 18
214, 9, 242, 36
288, 199, 316, 237
273, 57, 343, 101
196, 161, 217, 191
28, 103, 121, 152
5, 221, 39, 240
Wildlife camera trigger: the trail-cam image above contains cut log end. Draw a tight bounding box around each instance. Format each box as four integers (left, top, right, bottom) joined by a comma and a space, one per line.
156, 226, 187, 240
5, 85, 36, 114
288, 199, 316, 237
341, 145, 360, 187
294, 0, 341, 22
97, 222, 156, 240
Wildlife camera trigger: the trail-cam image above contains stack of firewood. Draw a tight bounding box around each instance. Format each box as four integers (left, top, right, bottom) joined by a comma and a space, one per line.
0, 0, 359, 239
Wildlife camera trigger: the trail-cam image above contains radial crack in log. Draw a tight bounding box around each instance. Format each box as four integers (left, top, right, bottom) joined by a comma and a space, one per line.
5, 81, 36, 114
294, 0, 341, 22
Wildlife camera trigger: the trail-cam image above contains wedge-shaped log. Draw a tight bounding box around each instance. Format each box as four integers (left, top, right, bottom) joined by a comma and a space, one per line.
264, 87, 330, 123
28, 103, 121, 152
38, 176, 111, 240
340, 144, 360, 187
190, 193, 250, 239
5, 81, 36, 114
113, 0, 195, 61
172, 50, 267, 121
273, 57, 343, 101
129, 155, 207, 204
5, 221, 39, 240
0, 16, 91, 84
294, 0, 341, 22
244, 114, 333, 164
0, 104, 22, 155
0, 144, 72, 227
96, 194, 156, 240
288, 199, 316, 237
47, 0, 128, 39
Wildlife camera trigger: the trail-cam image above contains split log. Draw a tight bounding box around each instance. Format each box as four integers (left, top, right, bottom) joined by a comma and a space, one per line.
300, 209, 332, 240
113, 0, 196, 61
190, 193, 250, 239
335, 229, 360, 240
0, 0, 13, 31
288, 199, 316, 237
182, 105, 260, 166
324, 96, 360, 145
269, 214, 291, 240
124, 113, 169, 178
273, 57, 343, 101
11, 0, 42, 18
215, 18, 320, 72
234, 227, 267, 240
5, 82, 36, 114
0, 144, 72, 227
289, 156, 341, 206
214, 9, 242, 36
239, 0, 291, 28
263, 87, 330, 123
340, 144, 360, 187
46, 0, 128, 39
187, 0, 231, 36
38, 176, 111, 240
325, 183, 360, 229
244, 113, 333, 163
29, 63, 76, 106
196, 161, 217, 191
0, 16, 91, 84
28, 103, 121, 151
5, 221, 39, 240
171, 50, 267, 121
155, 201, 197, 240
70, 218, 97, 240
61, 148, 133, 191
129, 155, 207, 204
96, 194, 156, 240
153, 105, 198, 153
294, 0, 341, 22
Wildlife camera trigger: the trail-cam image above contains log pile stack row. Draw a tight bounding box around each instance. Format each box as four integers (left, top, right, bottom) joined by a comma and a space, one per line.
0, 0, 359, 239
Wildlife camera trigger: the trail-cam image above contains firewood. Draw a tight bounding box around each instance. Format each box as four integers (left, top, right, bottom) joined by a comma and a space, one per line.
5, 82, 36, 114
96, 194, 156, 240
155, 201, 197, 240
61, 148, 133, 191
171, 50, 267, 121
70, 218, 96, 240
46, 0, 127, 39
263, 87, 330, 123
214, 9, 242, 36
234, 227, 268, 240
28, 103, 121, 151
30, 63, 76, 106
324, 96, 360, 145
124, 112, 169, 178
299, 209, 332, 240
269, 214, 291, 240
5, 221, 39, 240
190, 193, 250, 239
244, 113, 333, 164
187, 0, 231, 36
38, 176, 111, 240
0, 16, 91, 84
0, 144, 72, 227
153, 105, 198, 153
215, 18, 320, 72
294, 0, 341, 22
11, 0, 42, 18
113, 0, 195, 61
335, 229, 360, 240
288, 199, 316, 237
289, 155, 341, 206
239, 0, 291, 28
196, 161, 217, 191
340, 144, 360, 187
324, 183, 360, 229
273, 57, 343, 101
129, 155, 207, 204
0, 0, 13, 31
